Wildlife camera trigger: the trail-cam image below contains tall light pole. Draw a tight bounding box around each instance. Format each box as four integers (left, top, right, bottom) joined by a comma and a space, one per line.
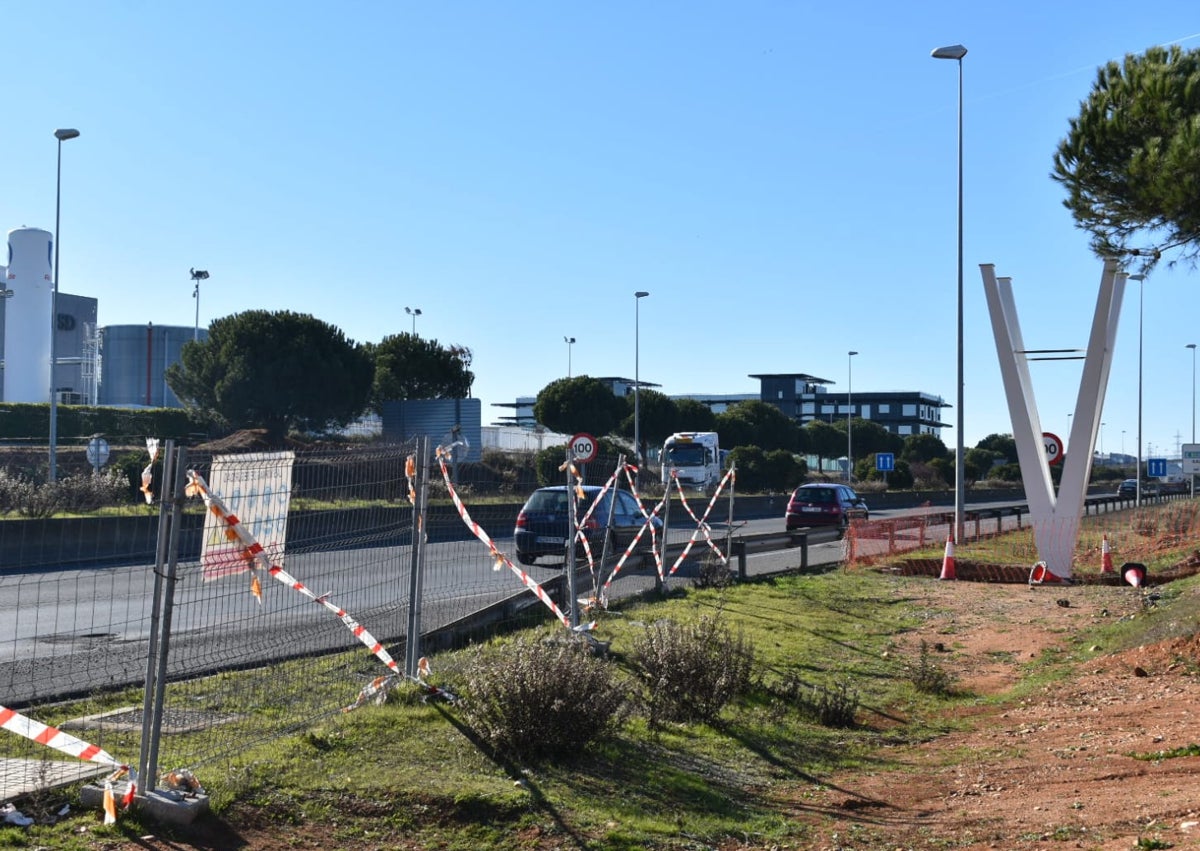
1100, 422, 1106, 461
190, 268, 209, 342
633, 291, 649, 472
48, 127, 80, 484
932, 43, 967, 543
405, 306, 422, 336
564, 336, 575, 377
847, 350, 858, 482
1129, 273, 1146, 506
1188, 343, 1197, 496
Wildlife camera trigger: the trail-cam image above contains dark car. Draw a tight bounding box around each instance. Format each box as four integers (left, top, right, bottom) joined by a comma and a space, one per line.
513, 486, 661, 565
785, 483, 869, 534
1116, 479, 1138, 497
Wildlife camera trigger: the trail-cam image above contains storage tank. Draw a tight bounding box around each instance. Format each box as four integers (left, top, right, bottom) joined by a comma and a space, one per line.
4, 228, 54, 403
99, 323, 201, 408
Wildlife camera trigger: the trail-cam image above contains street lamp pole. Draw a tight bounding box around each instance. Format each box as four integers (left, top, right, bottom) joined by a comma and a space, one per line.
49, 127, 80, 484
564, 336, 575, 377
932, 43, 967, 544
1188, 343, 1197, 496
633, 291, 649, 471
847, 350, 858, 482
1129, 273, 1146, 506
405, 306, 422, 336
190, 268, 209, 342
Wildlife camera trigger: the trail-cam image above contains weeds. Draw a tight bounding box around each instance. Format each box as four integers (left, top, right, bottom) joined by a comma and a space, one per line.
631, 614, 755, 726
776, 676, 860, 728
909, 640, 956, 696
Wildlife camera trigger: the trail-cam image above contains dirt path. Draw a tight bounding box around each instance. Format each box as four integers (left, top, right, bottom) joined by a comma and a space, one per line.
794, 579, 1200, 850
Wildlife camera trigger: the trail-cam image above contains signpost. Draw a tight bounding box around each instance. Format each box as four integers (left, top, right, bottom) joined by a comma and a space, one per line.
1042, 432, 1064, 466
1183, 444, 1200, 475
1147, 457, 1168, 478
875, 451, 894, 487
86, 436, 110, 473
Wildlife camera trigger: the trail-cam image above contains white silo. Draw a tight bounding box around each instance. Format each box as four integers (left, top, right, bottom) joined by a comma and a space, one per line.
4, 227, 54, 403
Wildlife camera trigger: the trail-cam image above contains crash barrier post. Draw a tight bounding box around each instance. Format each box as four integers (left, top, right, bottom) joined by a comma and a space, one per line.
404, 436, 430, 680
732, 540, 747, 579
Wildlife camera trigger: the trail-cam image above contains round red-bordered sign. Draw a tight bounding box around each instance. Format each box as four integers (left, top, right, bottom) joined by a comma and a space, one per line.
569, 432, 598, 463
1042, 432, 1064, 466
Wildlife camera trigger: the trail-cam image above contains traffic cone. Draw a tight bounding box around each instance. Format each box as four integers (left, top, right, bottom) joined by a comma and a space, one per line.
1100, 534, 1114, 574
1029, 561, 1065, 584
1122, 562, 1147, 588
938, 534, 956, 580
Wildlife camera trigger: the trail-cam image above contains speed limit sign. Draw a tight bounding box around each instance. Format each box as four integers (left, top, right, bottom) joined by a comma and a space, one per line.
569, 432, 598, 463
1042, 432, 1064, 466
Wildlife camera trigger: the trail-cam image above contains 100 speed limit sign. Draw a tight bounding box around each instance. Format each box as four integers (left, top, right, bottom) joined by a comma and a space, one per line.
1042, 432, 1064, 466
570, 432, 598, 463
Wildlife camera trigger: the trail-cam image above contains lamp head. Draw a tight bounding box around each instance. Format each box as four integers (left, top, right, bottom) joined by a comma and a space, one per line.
190, 268, 209, 281
931, 44, 967, 60
849, 350, 858, 356
54, 128, 80, 141
1188, 343, 1197, 351
634, 291, 649, 299
1128, 274, 1146, 283
565, 336, 575, 344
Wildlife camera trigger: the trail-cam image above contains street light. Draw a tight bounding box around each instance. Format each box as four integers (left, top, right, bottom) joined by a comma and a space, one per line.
1188, 343, 1197, 496
190, 268, 209, 342
564, 336, 575, 377
48, 127, 80, 484
1129, 273, 1146, 506
633, 291, 649, 471
405, 306, 422, 336
847, 351, 858, 482
932, 43, 967, 543
1100, 422, 1106, 460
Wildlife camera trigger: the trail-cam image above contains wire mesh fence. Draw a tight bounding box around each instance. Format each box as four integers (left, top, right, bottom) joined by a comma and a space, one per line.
0, 438, 746, 805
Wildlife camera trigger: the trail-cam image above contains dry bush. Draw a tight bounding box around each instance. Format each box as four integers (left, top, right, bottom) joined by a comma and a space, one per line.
455, 637, 628, 762
631, 614, 755, 726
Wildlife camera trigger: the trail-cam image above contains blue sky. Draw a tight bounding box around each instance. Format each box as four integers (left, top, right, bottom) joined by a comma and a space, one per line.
2, 2, 1198, 459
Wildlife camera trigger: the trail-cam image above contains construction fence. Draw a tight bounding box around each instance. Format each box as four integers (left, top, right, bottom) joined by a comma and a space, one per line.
0, 439, 743, 809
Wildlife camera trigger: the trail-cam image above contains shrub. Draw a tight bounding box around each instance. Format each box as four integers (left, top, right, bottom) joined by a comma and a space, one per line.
455, 637, 628, 762
909, 640, 956, 696
776, 675, 859, 728
694, 550, 735, 589
53, 470, 130, 513
631, 614, 754, 726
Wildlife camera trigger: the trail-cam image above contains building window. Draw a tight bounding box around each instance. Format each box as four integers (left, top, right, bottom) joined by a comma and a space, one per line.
878, 403, 890, 414
802, 402, 815, 414
860, 405, 870, 419
899, 425, 912, 435
903, 404, 917, 417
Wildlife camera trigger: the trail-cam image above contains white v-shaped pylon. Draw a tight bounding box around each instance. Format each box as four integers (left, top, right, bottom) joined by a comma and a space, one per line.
980, 258, 1125, 578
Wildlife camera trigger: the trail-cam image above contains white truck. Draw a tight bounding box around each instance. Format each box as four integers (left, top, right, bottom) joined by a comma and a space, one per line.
660, 431, 723, 491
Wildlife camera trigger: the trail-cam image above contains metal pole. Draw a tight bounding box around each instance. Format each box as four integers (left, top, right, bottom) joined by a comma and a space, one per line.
847, 350, 857, 482
954, 53, 965, 545
405, 436, 429, 678
633, 291, 649, 474
1190, 343, 1197, 497
49, 141, 63, 482
1134, 274, 1145, 506
565, 445, 578, 629
143, 444, 189, 794
138, 439, 175, 792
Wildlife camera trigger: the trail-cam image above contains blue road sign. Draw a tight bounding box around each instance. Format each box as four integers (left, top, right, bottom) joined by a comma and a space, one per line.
1147, 458, 1168, 478
876, 452, 895, 472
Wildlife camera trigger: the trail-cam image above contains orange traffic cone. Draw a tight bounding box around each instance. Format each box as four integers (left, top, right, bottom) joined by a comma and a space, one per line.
1121, 562, 1146, 588
1101, 534, 1114, 574
938, 534, 956, 580
1028, 561, 1066, 584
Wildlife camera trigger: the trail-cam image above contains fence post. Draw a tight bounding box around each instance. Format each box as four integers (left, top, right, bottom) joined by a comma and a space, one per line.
733, 539, 746, 580
405, 437, 430, 679
137, 440, 174, 793
140, 443, 188, 795
725, 463, 736, 565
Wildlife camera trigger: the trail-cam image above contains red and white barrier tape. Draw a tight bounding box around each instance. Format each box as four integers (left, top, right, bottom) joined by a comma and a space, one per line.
436, 446, 593, 632
667, 466, 734, 575
140, 437, 160, 504
186, 471, 403, 692
599, 464, 667, 604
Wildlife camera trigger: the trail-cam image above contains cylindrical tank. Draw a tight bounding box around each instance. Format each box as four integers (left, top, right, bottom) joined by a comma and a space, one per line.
4, 227, 54, 403
99, 324, 200, 408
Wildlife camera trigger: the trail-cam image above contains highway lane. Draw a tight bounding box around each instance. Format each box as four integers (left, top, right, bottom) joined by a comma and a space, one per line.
0, 498, 1061, 705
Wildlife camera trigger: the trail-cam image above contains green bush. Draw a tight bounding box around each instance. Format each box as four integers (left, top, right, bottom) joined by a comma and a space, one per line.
909, 640, 956, 696
454, 637, 628, 762
631, 614, 755, 726
0, 469, 131, 518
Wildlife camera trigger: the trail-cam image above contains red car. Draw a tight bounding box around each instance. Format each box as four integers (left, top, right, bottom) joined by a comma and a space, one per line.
785, 484, 869, 534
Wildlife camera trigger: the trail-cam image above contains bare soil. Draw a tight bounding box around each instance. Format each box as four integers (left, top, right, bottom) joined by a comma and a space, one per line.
91, 578, 1200, 851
